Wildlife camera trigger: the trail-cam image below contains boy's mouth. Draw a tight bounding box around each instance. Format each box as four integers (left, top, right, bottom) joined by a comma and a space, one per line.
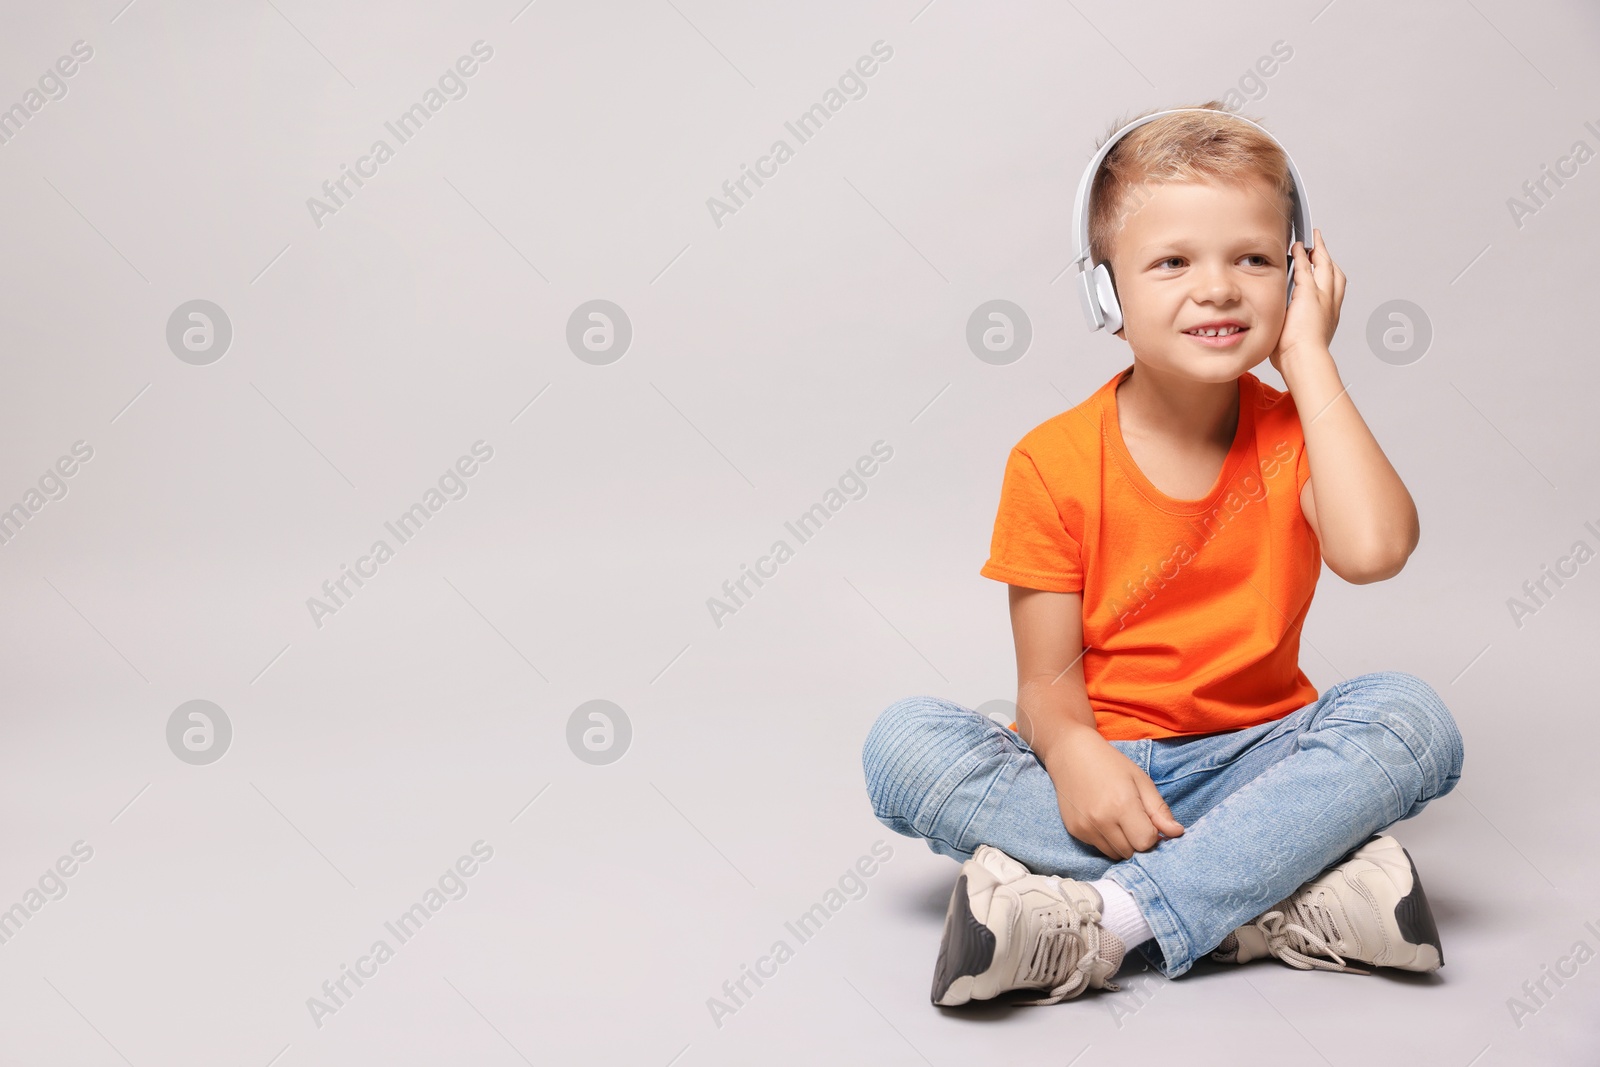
1182, 321, 1248, 348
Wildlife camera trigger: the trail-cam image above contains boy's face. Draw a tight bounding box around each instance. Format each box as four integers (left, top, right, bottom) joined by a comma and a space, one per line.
1105, 176, 1292, 382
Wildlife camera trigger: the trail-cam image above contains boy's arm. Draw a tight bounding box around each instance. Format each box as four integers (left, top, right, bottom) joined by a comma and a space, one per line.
1008, 585, 1185, 860
1295, 396, 1418, 584
1277, 230, 1419, 584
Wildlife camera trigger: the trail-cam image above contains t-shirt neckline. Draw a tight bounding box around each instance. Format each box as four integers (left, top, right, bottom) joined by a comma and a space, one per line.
1103, 366, 1256, 516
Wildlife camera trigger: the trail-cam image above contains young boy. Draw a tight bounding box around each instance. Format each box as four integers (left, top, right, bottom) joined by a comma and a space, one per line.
861, 103, 1465, 1005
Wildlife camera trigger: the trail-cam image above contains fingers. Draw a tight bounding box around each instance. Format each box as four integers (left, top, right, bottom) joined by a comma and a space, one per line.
1136, 776, 1185, 840
1289, 241, 1317, 294
1311, 228, 1341, 287
1058, 790, 1111, 848
1118, 816, 1159, 857
1115, 802, 1167, 855
1311, 228, 1346, 329
1058, 794, 1127, 861
1100, 824, 1136, 862
1067, 817, 1119, 861
1090, 819, 1135, 861
1110, 793, 1162, 857
1063, 796, 1136, 860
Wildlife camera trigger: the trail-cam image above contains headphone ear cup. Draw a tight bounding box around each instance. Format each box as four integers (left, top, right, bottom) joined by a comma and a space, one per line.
1077, 266, 1105, 330
1093, 263, 1123, 335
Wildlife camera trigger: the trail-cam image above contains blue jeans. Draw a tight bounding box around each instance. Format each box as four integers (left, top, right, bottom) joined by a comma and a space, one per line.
861, 671, 1464, 978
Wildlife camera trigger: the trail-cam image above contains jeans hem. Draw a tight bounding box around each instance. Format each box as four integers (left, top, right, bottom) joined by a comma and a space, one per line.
1106, 862, 1195, 979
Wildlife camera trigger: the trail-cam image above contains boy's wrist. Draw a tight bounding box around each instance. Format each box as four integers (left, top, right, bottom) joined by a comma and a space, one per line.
1031, 719, 1106, 768
1276, 343, 1335, 388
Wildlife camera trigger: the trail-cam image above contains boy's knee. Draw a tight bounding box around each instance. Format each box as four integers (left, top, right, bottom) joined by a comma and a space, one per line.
1343, 671, 1465, 799
1384, 672, 1463, 792
861, 695, 981, 825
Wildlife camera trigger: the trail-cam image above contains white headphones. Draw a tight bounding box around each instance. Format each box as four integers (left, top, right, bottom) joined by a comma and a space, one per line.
1072, 108, 1313, 335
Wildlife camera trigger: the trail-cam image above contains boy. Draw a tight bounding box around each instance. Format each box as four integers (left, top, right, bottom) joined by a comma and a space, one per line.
861, 103, 1464, 1005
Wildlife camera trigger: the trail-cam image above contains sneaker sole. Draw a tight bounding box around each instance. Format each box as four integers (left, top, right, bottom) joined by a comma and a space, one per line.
930, 873, 997, 1006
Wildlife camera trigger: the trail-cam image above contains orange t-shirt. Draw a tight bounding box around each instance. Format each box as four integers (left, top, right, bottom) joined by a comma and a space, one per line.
980, 365, 1321, 740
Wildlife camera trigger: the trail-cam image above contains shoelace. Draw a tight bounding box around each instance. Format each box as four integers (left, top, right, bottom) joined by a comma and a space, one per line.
1013, 885, 1121, 1005
1252, 895, 1371, 975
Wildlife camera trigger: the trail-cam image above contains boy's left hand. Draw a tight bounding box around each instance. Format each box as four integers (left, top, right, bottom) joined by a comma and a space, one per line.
1271, 227, 1345, 375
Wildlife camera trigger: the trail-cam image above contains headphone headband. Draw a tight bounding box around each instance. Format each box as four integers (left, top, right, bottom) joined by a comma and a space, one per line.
1071, 108, 1313, 333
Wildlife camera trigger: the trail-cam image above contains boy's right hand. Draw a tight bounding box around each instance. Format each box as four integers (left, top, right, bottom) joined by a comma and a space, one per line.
1042, 725, 1185, 861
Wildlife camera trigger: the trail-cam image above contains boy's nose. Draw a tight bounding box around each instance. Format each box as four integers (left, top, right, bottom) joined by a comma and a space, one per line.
1192, 264, 1242, 303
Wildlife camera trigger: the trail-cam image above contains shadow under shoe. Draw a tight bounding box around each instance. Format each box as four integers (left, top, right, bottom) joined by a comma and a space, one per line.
1211, 834, 1444, 974
932, 845, 1126, 1006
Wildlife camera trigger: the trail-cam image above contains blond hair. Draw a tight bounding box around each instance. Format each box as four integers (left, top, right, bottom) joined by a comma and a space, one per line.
1088, 101, 1295, 266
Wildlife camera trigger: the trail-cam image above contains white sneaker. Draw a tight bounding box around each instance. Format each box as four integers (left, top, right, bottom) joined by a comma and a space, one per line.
931, 844, 1127, 1006
1211, 834, 1444, 974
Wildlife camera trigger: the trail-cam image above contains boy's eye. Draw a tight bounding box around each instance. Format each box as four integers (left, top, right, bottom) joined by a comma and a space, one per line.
1154, 254, 1272, 270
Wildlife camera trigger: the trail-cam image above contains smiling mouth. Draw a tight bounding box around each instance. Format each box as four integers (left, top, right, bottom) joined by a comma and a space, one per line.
1184, 326, 1247, 337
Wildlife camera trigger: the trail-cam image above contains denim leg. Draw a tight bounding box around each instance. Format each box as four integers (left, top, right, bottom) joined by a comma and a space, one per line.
1104, 671, 1466, 978
862, 695, 1125, 880
861, 695, 1307, 882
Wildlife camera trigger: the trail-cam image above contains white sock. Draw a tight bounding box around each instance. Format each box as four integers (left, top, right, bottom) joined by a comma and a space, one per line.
1090, 877, 1153, 949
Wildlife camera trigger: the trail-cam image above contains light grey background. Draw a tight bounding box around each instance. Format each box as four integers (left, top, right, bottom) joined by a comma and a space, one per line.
2, 1, 1597, 1064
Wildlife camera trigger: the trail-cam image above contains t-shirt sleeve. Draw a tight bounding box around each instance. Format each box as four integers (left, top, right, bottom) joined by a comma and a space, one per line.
979, 446, 1085, 593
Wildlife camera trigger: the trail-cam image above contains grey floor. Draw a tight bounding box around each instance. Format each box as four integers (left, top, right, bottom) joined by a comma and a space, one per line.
3, 2, 1598, 1065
